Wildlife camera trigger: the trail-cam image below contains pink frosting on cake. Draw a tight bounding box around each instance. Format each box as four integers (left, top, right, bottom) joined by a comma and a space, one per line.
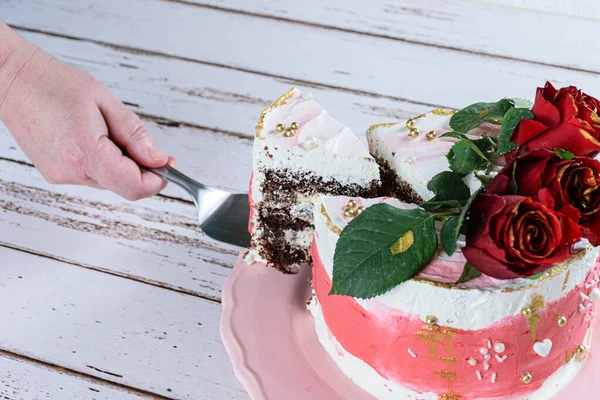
312, 245, 597, 399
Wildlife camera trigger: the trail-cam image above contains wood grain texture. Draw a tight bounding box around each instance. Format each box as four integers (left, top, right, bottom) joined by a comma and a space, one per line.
0, 155, 238, 301
178, 0, 600, 72
16, 30, 431, 138
0, 353, 156, 400
0, 245, 247, 399
2, 0, 598, 113
480, 0, 600, 20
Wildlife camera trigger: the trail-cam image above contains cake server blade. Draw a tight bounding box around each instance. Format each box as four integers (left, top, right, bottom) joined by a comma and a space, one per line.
149, 165, 251, 247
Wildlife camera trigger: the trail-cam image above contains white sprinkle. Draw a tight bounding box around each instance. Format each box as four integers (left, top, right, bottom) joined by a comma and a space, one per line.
484, 354, 492, 360
502, 355, 508, 361
476, 371, 482, 381
484, 364, 490, 370
586, 284, 593, 289
491, 372, 497, 384
494, 342, 506, 353
479, 347, 489, 355
408, 348, 417, 358
590, 288, 600, 303
585, 314, 592, 321
487, 340, 492, 349
581, 292, 590, 300
468, 358, 477, 367
495, 354, 504, 363
580, 303, 587, 313
594, 274, 599, 282
591, 279, 597, 286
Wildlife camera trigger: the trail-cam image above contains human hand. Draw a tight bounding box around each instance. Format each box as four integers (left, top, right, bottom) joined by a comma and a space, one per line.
0, 24, 174, 201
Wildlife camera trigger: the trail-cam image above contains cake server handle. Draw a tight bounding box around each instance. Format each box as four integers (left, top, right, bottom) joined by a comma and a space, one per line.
147, 164, 206, 202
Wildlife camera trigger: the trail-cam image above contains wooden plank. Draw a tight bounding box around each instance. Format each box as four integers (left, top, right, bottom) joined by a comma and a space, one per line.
0, 155, 238, 301
0, 353, 154, 400
14, 30, 429, 137
0, 245, 246, 400
481, 0, 600, 20
186, 0, 600, 73
3, 0, 598, 113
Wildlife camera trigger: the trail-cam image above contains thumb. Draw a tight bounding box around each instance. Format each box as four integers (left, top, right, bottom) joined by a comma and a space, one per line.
98, 93, 168, 168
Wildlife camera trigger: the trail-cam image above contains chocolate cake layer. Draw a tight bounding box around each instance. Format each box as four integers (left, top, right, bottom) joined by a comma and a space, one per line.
376, 157, 424, 204
254, 169, 380, 273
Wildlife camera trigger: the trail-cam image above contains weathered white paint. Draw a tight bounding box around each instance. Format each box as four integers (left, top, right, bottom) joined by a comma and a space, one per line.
190, 0, 600, 71
0, 353, 151, 400
0, 157, 237, 301
0, 245, 246, 399
15, 30, 431, 138
2, 0, 598, 111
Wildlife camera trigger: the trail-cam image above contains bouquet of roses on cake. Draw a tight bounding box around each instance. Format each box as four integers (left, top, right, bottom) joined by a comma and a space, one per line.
331, 82, 600, 298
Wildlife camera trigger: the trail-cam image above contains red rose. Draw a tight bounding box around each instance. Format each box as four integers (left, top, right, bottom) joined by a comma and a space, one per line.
488, 149, 600, 244
512, 82, 600, 157
463, 194, 581, 279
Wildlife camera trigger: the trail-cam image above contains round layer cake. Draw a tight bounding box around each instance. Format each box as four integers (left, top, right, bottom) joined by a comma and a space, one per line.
309, 195, 599, 400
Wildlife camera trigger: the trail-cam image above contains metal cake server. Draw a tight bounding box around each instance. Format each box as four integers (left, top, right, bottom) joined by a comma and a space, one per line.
149, 165, 251, 247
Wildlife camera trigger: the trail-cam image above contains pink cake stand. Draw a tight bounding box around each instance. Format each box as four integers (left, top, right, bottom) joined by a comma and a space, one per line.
220, 252, 600, 400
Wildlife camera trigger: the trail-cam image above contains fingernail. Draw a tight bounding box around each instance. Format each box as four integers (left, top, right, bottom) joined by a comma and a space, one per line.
148, 146, 167, 161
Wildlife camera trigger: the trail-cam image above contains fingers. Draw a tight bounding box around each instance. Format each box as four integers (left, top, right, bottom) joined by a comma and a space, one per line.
85, 136, 167, 201
97, 92, 169, 168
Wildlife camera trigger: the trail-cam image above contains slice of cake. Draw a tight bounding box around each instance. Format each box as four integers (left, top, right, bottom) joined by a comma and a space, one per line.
367, 110, 498, 203
246, 88, 380, 273
310, 194, 598, 400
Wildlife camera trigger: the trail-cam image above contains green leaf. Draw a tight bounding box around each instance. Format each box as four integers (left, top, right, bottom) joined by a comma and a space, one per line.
330, 205, 438, 299
441, 216, 461, 255
439, 190, 480, 256
498, 108, 534, 154
554, 149, 575, 160
508, 98, 533, 109
440, 131, 469, 140
420, 199, 464, 212
426, 171, 471, 203
456, 262, 482, 284
446, 140, 489, 175
449, 99, 513, 132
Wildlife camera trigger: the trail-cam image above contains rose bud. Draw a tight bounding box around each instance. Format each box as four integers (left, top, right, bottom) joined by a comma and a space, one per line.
512, 82, 600, 158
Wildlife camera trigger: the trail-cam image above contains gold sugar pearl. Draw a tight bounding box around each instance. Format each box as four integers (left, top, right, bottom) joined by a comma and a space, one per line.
521, 307, 532, 318
356, 206, 366, 215
284, 129, 296, 138
290, 121, 299, 130
426, 315, 438, 326
275, 123, 285, 133
426, 131, 437, 141
408, 128, 420, 138
521, 372, 533, 384
347, 199, 357, 209
577, 345, 587, 356
557, 315, 567, 327
343, 208, 355, 218
406, 119, 416, 129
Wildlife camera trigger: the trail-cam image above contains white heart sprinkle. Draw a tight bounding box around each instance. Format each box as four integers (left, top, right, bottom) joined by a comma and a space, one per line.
533, 339, 553, 358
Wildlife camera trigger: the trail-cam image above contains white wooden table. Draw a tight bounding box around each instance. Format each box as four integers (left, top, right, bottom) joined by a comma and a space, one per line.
0, 1, 598, 399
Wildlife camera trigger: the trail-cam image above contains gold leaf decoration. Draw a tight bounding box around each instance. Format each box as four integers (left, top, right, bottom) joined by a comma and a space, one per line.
254, 87, 296, 138
390, 231, 415, 255
523, 294, 546, 341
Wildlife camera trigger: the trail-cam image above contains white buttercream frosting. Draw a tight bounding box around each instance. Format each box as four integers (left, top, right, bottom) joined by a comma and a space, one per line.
367, 113, 497, 200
